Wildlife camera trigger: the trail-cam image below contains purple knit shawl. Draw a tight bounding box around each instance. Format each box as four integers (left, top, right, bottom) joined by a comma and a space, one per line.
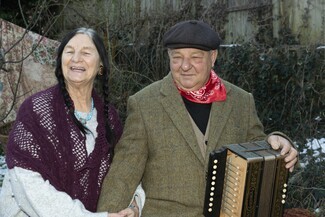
6, 85, 122, 212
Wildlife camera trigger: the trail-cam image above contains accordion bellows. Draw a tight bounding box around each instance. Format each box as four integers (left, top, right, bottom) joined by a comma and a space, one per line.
204, 140, 289, 217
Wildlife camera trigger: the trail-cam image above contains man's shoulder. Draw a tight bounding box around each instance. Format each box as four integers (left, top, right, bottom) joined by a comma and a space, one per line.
222, 79, 251, 95
133, 79, 164, 98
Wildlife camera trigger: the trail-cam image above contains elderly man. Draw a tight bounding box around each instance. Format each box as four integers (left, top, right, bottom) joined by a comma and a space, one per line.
98, 20, 298, 217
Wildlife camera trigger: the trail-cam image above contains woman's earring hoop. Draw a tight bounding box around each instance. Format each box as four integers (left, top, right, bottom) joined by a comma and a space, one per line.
98, 65, 103, 75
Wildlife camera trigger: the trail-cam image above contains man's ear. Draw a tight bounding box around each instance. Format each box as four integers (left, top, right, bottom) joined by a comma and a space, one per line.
211, 50, 218, 66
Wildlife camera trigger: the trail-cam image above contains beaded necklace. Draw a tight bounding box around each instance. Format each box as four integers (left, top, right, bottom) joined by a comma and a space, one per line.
74, 98, 94, 125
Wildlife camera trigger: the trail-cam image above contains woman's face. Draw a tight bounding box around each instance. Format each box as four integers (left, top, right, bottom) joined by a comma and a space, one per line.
168, 48, 217, 91
61, 33, 101, 89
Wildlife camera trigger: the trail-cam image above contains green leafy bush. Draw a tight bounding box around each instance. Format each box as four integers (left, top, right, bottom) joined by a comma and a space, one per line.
215, 43, 324, 144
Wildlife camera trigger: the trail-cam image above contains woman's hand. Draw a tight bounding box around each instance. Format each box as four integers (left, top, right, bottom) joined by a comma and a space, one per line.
268, 135, 298, 172
117, 208, 138, 217
117, 202, 139, 217
108, 214, 124, 217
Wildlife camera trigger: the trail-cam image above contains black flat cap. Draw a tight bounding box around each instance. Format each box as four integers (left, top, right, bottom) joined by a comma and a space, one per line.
163, 20, 221, 51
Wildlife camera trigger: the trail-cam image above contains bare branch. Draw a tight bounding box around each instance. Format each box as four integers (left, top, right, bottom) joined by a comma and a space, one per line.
2, 1, 71, 67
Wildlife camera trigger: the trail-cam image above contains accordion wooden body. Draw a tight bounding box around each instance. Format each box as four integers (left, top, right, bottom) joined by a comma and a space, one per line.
204, 140, 289, 217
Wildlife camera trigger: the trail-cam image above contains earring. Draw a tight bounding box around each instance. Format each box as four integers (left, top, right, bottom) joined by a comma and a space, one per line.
98, 65, 103, 75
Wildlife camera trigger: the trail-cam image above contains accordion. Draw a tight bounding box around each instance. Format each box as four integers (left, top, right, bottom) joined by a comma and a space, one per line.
204, 140, 289, 217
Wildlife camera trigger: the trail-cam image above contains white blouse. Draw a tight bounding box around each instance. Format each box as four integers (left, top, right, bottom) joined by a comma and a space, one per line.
0, 109, 145, 217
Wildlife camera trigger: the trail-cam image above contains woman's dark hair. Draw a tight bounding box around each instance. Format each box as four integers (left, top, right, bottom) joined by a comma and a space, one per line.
54, 27, 115, 145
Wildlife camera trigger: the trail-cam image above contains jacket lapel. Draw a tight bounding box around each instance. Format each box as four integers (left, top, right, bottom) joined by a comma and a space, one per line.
205, 81, 233, 165
160, 73, 205, 165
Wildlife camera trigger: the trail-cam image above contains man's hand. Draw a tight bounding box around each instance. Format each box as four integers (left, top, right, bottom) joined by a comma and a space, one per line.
268, 135, 298, 172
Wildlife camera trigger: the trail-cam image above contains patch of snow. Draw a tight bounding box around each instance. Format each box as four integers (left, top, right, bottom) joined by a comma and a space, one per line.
0, 155, 7, 191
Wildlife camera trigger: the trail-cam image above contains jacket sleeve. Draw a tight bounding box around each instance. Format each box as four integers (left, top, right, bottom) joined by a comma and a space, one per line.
98, 95, 147, 212
246, 93, 267, 141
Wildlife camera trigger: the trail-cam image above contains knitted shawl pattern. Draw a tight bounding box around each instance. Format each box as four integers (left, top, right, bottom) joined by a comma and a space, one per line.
6, 85, 122, 212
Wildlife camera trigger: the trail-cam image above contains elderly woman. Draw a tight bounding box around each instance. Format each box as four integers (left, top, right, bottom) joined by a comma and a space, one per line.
0, 28, 143, 217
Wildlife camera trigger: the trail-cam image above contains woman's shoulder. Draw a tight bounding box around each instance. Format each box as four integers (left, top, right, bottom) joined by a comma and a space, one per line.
23, 85, 58, 101
31, 85, 59, 100
18, 85, 59, 114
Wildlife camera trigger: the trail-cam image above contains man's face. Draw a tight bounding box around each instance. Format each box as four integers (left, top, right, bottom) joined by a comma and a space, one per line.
168, 48, 217, 91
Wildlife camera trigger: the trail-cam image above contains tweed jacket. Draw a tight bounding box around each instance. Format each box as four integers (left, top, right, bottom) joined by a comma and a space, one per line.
98, 72, 267, 217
